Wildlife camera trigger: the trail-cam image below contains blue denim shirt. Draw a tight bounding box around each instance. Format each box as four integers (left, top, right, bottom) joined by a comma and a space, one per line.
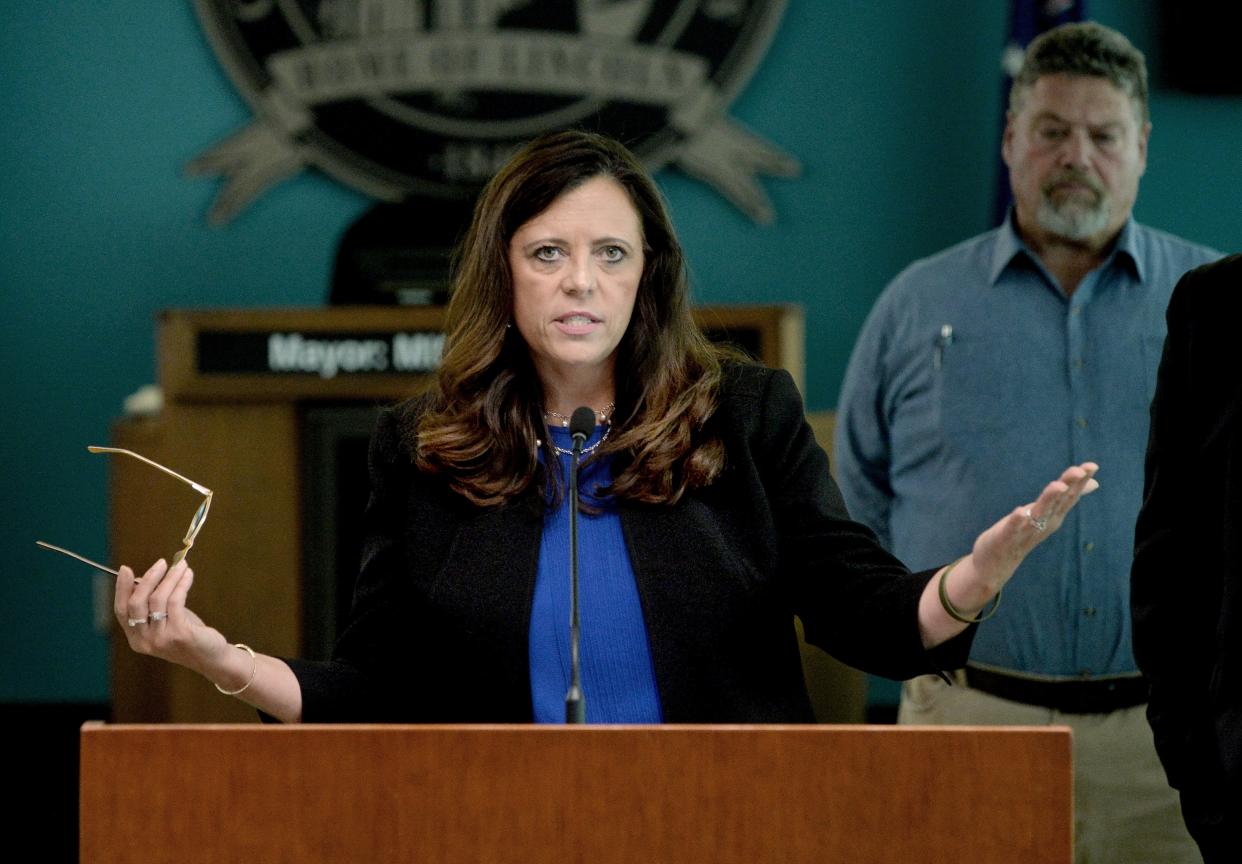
835, 216, 1219, 679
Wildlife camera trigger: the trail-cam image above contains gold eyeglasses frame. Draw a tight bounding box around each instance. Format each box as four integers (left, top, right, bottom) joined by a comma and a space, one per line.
37, 446, 213, 579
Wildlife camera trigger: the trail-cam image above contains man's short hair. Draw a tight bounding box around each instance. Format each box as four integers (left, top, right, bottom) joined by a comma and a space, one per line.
1010, 21, 1149, 123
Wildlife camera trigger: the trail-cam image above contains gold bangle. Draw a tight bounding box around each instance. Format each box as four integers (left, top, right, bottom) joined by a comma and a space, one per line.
214, 643, 257, 696
937, 558, 1002, 624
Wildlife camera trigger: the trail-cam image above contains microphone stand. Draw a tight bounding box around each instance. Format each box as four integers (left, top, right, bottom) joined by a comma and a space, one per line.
564, 406, 595, 724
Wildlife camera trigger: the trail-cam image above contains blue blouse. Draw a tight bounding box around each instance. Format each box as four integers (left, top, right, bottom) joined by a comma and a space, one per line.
528, 425, 662, 723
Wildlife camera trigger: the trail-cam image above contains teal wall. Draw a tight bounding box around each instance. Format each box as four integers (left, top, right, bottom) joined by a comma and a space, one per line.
2, 3, 1238, 702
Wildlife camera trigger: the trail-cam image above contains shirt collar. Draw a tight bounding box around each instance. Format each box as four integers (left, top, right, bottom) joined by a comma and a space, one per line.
1112, 218, 1145, 282
988, 212, 1030, 285
990, 210, 1144, 286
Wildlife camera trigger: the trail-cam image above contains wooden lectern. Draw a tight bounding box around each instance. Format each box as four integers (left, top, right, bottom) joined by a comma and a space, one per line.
81, 723, 1072, 863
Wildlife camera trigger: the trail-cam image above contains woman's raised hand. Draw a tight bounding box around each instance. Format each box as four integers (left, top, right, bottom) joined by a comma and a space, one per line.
113, 558, 304, 721
114, 558, 230, 678
970, 461, 1101, 591
921, 462, 1101, 647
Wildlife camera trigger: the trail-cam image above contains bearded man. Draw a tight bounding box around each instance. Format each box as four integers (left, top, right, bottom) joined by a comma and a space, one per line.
834, 22, 1218, 864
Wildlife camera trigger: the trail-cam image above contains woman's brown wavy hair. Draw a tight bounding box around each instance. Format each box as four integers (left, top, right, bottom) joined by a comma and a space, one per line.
408, 129, 730, 507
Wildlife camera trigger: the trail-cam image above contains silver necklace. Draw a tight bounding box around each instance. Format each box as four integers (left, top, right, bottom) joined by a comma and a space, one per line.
538, 401, 615, 457
540, 423, 612, 458
537, 401, 615, 457
543, 402, 615, 428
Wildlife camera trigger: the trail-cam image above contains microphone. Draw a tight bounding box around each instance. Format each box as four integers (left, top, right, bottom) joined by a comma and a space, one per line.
565, 405, 596, 724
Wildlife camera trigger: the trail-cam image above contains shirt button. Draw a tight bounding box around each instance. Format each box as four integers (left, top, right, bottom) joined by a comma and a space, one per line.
1078, 668, 1093, 678
1076, 417, 1089, 429
1072, 306, 1083, 317
1073, 358, 1085, 370
1084, 541, 1095, 552
1083, 607, 1097, 617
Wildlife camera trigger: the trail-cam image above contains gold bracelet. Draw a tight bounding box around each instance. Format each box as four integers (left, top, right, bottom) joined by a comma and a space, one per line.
214, 643, 258, 696
937, 558, 1002, 624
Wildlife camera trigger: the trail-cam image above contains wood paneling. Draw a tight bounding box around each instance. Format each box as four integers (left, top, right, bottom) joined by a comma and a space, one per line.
81, 723, 1072, 864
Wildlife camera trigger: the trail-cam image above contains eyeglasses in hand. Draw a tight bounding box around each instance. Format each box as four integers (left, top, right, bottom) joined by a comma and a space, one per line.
37, 446, 213, 579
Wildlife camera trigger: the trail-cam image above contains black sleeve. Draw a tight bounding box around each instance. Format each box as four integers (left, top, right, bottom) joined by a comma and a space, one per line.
281, 405, 423, 721
755, 367, 974, 679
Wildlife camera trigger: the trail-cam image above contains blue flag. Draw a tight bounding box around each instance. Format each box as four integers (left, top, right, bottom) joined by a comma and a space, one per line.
993, 0, 1087, 224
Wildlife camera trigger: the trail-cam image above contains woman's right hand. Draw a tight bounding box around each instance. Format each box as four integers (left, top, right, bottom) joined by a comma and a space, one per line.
114, 558, 304, 721
114, 558, 230, 678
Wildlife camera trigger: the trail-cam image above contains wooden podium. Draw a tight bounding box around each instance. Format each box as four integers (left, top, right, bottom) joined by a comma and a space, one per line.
106, 306, 872, 724
81, 723, 1072, 863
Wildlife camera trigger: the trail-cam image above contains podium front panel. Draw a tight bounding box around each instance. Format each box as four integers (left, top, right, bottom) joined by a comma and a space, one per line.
82, 723, 1071, 864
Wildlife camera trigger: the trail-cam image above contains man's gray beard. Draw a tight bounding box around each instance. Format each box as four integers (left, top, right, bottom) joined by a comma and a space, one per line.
1037, 194, 1111, 241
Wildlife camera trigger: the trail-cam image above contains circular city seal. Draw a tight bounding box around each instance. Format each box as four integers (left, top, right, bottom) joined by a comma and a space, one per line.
190, 0, 798, 224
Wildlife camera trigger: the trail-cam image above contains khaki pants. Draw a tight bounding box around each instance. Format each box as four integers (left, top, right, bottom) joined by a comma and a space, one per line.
900, 674, 1201, 864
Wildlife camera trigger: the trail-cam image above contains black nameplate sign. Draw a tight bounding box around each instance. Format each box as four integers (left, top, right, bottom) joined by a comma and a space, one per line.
197, 326, 761, 378
197, 330, 446, 377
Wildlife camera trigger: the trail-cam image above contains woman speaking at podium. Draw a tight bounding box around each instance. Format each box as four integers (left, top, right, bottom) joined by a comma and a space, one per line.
112, 130, 1097, 723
